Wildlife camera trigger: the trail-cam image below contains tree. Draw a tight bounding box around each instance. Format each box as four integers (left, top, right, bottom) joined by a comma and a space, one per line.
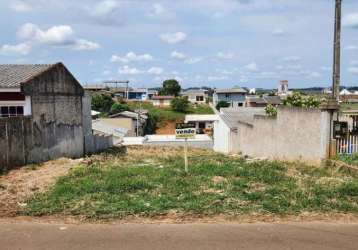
91, 94, 114, 113
159, 79, 181, 97
283, 92, 321, 108
216, 101, 230, 111
110, 102, 129, 114
171, 97, 190, 113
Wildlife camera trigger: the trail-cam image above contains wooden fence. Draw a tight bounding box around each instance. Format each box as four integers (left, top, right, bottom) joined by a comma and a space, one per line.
336, 135, 358, 155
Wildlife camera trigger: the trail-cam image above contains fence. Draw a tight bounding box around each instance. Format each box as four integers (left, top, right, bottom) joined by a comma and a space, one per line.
336, 135, 358, 155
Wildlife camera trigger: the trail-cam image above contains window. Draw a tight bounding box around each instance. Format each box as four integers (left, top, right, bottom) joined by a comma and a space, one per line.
225, 94, 230, 98
196, 96, 204, 102
238, 103, 243, 107
0, 106, 24, 118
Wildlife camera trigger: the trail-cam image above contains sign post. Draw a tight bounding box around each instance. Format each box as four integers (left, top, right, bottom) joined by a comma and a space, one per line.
175, 123, 196, 173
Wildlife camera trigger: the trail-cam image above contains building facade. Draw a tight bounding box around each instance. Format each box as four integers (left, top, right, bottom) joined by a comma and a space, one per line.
213, 88, 247, 108
0, 63, 112, 170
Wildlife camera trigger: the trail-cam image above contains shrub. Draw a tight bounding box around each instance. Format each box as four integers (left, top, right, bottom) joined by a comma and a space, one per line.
283, 92, 321, 108
265, 104, 278, 117
110, 103, 129, 114
91, 94, 114, 113
171, 97, 190, 113
216, 101, 230, 111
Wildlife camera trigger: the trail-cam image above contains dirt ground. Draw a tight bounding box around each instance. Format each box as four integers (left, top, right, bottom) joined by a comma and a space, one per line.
155, 122, 176, 135
0, 158, 82, 217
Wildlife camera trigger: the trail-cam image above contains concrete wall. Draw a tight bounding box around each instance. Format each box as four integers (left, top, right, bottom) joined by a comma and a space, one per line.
213, 116, 239, 154
236, 107, 331, 163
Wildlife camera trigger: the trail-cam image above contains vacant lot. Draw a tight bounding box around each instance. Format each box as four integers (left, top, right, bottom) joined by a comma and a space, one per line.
24, 147, 358, 220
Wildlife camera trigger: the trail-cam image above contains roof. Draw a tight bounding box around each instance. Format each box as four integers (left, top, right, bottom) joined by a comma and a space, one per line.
215, 88, 247, 94
109, 111, 148, 121
185, 115, 219, 123
246, 96, 282, 105
0, 64, 56, 88
181, 89, 207, 95
152, 95, 175, 100
220, 108, 266, 129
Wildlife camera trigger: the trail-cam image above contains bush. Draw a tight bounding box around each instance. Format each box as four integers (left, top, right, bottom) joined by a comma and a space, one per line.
110, 103, 129, 114
283, 92, 321, 108
265, 104, 277, 117
171, 97, 190, 113
91, 94, 114, 113
216, 101, 230, 111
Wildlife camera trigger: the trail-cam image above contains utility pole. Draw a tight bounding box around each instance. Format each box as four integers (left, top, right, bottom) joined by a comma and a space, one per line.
332, 0, 342, 102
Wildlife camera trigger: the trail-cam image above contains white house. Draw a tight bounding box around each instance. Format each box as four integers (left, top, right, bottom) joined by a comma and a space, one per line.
181, 89, 208, 104
151, 96, 174, 107
185, 114, 218, 134
213, 88, 247, 108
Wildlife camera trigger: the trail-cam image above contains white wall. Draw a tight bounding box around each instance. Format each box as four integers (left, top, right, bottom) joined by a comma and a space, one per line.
213, 116, 238, 154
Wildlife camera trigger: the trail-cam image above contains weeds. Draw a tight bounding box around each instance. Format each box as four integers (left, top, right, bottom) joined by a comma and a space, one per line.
25, 147, 358, 219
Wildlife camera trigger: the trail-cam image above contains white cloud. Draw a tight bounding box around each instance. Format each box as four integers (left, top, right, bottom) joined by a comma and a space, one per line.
217, 52, 235, 59
348, 67, 358, 75
272, 28, 286, 36
90, 0, 119, 17
0, 43, 31, 56
256, 71, 279, 79
17, 23, 100, 50
171, 51, 187, 60
343, 13, 358, 28
18, 23, 74, 45
185, 57, 202, 64
160, 32, 187, 44
111, 52, 154, 63
9, 1, 32, 12
244, 62, 259, 72
148, 67, 164, 75
148, 3, 174, 18
118, 65, 143, 75
72, 39, 100, 50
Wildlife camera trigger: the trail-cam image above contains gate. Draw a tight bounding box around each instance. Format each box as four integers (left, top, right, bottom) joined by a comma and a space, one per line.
336, 135, 358, 155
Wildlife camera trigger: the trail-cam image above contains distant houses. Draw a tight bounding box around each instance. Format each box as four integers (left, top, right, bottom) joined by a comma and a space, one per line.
213, 88, 247, 108
181, 89, 208, 104
151, 95, 175, 107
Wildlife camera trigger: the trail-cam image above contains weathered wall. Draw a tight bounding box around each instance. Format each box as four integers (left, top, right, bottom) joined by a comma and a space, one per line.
213, 117, 239, 154
237, 107, 331, 163
0, 64, 85, 171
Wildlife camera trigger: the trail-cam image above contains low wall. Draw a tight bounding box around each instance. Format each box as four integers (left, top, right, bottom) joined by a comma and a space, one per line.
237, 107, 331, 163
85, 133, 114, 155
0, 116, 84, 171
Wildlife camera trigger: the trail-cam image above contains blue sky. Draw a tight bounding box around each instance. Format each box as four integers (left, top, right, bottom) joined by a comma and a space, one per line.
0, 0, 357, 89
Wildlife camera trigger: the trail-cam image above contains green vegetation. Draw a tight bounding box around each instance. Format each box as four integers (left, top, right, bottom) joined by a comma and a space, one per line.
265, 104, 277, 117
159, 79, 181, 97
91, 94, 114, 113
128, 101, 214, 129
25, 147, 358, 219
110, 102, 130, 114
216, 101, 230, 111
170, 97, 190, 113
283, 92, 321, 108
338, 154, 358, 166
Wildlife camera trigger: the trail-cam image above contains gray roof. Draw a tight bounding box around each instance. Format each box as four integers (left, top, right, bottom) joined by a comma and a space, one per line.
246, 95, 282, 105
215, 88, 247, 94
0, 64, 55, 88
220, 108, 266, 129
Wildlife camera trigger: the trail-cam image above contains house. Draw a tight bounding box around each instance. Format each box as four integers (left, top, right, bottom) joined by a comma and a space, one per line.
245, 95, 282, 107
113, 87, 148, 101
0, 63, 112, 170
151, 96, 175, 107
213, 88, 247, 108
92, 111, 148, 143
181, 89, 208, 104
147, 89, 159, 100
184, 114, 218, 134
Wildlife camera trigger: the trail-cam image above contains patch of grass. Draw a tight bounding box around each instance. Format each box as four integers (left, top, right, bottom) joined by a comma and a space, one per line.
337, 154, 358, 166
25, 147, 358, 219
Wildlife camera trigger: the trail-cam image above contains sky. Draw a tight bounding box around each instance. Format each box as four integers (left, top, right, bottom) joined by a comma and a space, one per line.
0, 0, 357, 89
